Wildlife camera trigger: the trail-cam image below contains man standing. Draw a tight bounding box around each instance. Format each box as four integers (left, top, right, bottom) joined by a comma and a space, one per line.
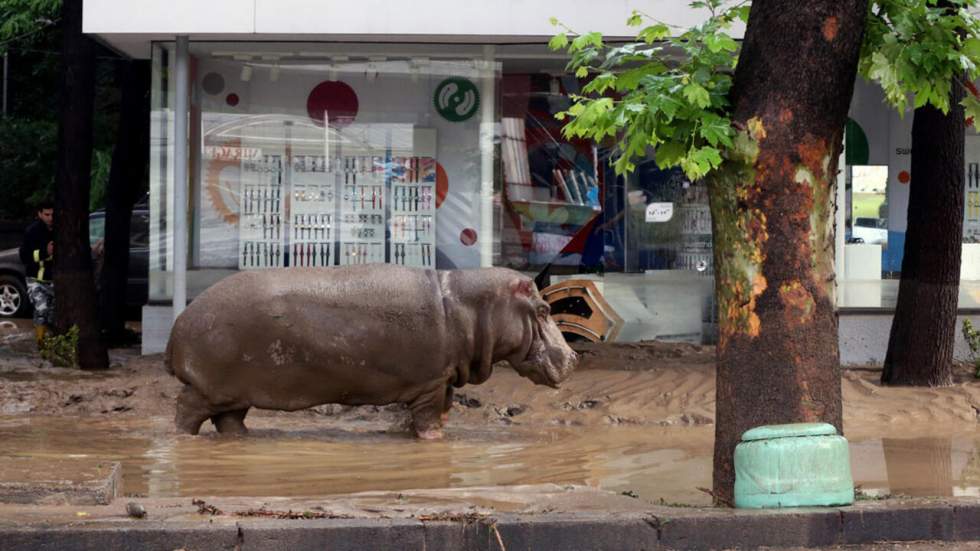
19, 201, 55, 347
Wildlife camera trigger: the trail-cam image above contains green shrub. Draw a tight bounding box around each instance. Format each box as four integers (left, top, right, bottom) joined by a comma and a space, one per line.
960, 319, 980, 378
40, 325, 79, 368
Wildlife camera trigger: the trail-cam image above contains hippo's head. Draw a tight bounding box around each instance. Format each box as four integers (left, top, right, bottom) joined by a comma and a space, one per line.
501, 279, 578, 388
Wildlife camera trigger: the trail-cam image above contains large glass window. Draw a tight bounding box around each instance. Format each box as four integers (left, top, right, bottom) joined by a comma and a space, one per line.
149, 41, 721, 343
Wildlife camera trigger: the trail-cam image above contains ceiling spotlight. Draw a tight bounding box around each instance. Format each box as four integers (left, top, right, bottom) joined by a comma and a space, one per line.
234, 54, 253, 82
410, 57, 429, 83
263, 55, 280, 82
330, 56, 348, 81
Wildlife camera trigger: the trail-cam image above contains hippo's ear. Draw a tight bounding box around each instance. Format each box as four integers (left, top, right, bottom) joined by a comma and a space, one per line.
509, 278, 535, 298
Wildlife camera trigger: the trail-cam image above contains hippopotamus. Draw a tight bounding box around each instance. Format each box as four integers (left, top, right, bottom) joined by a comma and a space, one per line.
165, 265, 577, 439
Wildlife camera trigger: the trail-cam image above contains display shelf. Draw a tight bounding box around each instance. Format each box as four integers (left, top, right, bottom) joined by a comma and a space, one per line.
337, 155, 387, 266
290, 153, 335, 268
238, 154, 285, 269
236, 133, 437, 269
389, 157, 436, 268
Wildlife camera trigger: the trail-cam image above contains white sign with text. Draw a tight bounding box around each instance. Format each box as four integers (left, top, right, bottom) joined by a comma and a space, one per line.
645, 202, 674, 223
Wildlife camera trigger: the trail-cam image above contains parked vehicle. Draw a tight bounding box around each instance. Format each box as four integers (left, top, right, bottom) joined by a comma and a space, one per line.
0, 204, 149, 318
851, 217, 888, 245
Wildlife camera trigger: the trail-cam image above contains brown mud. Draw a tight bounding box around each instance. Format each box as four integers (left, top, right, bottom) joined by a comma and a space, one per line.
1, 320, 979, 506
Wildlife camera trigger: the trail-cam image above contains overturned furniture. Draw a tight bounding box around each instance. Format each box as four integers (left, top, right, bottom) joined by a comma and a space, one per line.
541, 279, 624, 342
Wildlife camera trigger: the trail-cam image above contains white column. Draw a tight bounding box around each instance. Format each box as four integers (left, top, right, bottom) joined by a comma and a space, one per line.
173, 35, 189, 320
479, 45, 496, 267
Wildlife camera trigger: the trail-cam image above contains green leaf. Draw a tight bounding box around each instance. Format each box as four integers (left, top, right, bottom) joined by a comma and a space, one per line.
699, 114, 733, 148
682, 82, 712, 108
575, 66, 589, 78
705, 34, 738, 53
548, 33, 568, 51
656, 95, 685, 120
571, 31, 604, 52
627, 11, 643, 27
638, 23, 670, 44
732, 5, 751, 23
655, 141, 687, 169
692, 146, 723, 170
964, 37, 980, 61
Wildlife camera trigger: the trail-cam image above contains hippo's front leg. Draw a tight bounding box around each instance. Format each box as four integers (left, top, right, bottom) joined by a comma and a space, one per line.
409, 383, 448, 440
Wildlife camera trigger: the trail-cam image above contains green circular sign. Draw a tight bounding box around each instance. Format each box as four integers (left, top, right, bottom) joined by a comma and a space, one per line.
434, 78, 480, 122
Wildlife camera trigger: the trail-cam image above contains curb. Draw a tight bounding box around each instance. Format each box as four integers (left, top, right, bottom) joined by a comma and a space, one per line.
2, 501, 979, 550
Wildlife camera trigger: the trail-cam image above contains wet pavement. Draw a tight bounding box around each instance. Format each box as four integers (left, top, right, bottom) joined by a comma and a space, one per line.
0, 416, 977, 505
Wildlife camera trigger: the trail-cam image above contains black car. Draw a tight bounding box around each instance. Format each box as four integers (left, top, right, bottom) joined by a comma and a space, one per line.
0, 206, 149, 318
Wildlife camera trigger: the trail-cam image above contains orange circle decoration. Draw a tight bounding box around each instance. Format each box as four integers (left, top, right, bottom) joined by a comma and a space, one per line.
435, 162, 448, 209
898, 170, 911, 184
460, 228, 478, 246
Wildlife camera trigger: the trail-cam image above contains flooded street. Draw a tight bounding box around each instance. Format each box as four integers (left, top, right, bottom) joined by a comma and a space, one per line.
2, 328, 980, 507
1, 415, 977, 505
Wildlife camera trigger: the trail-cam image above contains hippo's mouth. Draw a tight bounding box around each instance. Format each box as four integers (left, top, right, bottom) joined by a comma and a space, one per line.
515, 343, 567, 389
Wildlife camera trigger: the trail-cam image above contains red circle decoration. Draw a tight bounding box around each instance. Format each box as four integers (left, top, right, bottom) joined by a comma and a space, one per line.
898, 170, 910, 184
435, 162, 448, 209
306, 81, 359, 127
225, 93, 239, 107
460, 228, 478, 246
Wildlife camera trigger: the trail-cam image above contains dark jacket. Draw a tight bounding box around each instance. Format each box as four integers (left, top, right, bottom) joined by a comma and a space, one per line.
19, 220, 54, 281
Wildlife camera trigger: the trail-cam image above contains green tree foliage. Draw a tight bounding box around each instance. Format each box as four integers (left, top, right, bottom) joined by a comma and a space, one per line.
0, 0, 117, 220
549, 0, 748, 179
551, 0, 980, 175
860, 0, 980, 118
0, 0, 59, 55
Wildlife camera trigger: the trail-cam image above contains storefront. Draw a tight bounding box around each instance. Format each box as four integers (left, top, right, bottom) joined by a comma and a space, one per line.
85, 1, 980, 361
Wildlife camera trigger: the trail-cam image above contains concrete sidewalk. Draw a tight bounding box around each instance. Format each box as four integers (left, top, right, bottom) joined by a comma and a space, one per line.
1, 496, 978, 550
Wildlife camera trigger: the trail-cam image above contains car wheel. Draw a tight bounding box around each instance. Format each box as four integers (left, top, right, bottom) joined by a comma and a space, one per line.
0, 275, 29, 318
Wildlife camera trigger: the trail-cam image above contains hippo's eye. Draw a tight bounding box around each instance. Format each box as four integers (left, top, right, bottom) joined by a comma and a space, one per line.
536, 305, 551, 318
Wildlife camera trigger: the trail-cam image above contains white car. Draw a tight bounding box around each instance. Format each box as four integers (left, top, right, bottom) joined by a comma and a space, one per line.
851, 217, 888, 244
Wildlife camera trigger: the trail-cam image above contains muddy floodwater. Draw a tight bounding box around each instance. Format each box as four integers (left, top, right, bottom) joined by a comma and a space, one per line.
1, 327, 979, 505
1, 416, 977, 505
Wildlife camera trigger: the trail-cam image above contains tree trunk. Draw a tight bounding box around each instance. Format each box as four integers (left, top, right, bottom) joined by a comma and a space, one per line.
53, 0, 108, 370
708, 0, 867, 506
98, 60, 150, 344
881, 82, 964, 387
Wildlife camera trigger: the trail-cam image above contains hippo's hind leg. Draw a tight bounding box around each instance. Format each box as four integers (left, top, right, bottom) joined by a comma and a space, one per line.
212, 408, 249, 435
175, 385, 215, 435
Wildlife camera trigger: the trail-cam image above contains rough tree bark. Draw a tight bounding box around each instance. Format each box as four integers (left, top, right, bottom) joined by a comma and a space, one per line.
53, 0, 108, 370
708, 0, 867, 505
881, 81, 964, 387
98, 60, 150, 344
